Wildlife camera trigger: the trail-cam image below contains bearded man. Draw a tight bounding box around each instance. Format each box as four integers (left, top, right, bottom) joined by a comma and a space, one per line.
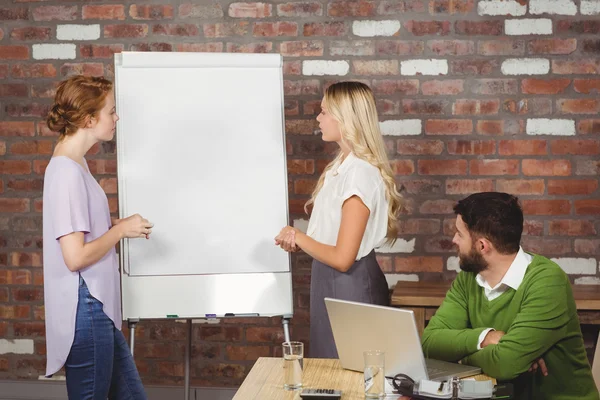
421, 192, 599, 400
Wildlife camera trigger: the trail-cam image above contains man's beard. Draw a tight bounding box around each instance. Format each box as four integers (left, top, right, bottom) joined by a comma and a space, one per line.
459, 246, 489, 274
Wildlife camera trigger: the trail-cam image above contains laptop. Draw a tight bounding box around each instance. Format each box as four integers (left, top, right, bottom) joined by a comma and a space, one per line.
325, 297, 481, 382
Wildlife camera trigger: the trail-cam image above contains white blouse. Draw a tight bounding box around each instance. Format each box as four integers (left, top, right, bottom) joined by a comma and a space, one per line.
306, 153, 389, 260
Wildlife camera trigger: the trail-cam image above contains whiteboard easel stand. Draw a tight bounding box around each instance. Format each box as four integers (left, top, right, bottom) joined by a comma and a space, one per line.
128, 315, 293, 400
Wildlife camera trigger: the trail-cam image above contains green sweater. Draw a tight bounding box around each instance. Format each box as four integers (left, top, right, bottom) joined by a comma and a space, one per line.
421, 254, 599, 400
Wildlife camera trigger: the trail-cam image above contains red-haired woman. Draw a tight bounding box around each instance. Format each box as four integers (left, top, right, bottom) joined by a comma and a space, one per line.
43, 75, 151, 399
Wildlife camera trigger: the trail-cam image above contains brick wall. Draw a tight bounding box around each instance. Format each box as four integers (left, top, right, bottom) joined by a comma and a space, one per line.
1, 0, 599, 388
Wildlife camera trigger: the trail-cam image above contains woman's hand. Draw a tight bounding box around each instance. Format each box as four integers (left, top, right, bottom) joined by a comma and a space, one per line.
118, 214, 153, 239
275, 226, 299, 252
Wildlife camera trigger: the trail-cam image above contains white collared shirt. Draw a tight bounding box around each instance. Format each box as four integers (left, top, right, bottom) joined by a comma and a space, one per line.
476, 247, 533, 349
306, 152, 389, 260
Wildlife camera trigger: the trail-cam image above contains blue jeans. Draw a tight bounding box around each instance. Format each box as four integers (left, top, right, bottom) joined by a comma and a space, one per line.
65, 276, 147, 400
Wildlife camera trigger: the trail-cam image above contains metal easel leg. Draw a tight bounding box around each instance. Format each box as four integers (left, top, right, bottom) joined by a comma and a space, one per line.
282, 315, 292, 343
128, 319, 139, 356
184, 319, 192, 400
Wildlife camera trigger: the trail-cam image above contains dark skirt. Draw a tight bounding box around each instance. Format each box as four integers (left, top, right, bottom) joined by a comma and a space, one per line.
309, 250, 390, 358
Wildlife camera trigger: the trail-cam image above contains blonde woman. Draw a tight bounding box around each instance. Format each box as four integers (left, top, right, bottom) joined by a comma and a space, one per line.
275, 81, 402, 358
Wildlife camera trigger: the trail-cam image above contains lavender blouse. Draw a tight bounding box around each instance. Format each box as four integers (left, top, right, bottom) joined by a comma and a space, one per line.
42, 156, 122, 376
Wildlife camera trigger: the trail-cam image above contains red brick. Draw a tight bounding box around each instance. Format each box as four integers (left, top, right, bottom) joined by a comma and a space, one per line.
376, 40, 424, 56
254, 22, 297, 37
455, 20, 503, 35
446, 179, 493, 194
60, 63, 104, 77
246, 326, 285, 342
104, 24, 148, 38
404, 20, 451, 36
0, 122, 35, 137
424, 237, 456, 253
11, 63, 56, 78
0, 269, 32, 285
0, 46, 29, 60
575, 200, 600, 215
447, 140, 495, 155
471, 79, 518, 95
0, 142, 5, 156
478, 40, 524, 56
278, 2, 323, 17
283, 61, 301, 76
175, 43, 223, 52
226, 345, 270, 360
302, 99, 321, 115
528, 39, 577, 55
418, 160, 467, 175
372, 80, 419, 95
377, 99, 400, 115
228, 2, 272, 18
328, 1, 375, 16
549, 220, 596, 236
390, 160, 415, 175
7, 179, 43, 192
0, 7, 28, 20
280, 40, 323, 57
470, 160, 518, 175
575, 239, 600, 256
552, 60, 600, 75
287, 160, 315, 175
303, 22, 346, 37
522, 159, 571, 176
522, 200, 571, 216
429, 0, 475, 14
83, 5, 125, 20
152, 24, 199, 36
476, 120, 503, 136
558, 99, 600, 115
0, 161, 31, 175
523, 220, 544, 236
574, 79, 600, 94
397, 140, 443, 155
583, 39, 600, 53
425, 119, 472, 135
496, 179, 545, 195
503, 98, 552, 115
394, 256, 443, 272
398, 219, 440, 235
556, 20, 600, 34
378, 0, 426, 13
12, 288, 44, 303
33, 5, 76, 21
284, 80, 320, 96
450, 59, 498, 75
403, 100, 448, 115
453, 99, 499, 115
10, 140, 53, 155
421, 80, 463, 95
522, 78, 571, 95
285, 99, 299, 116
285, 119, 318, 135
523, 237, 571, 255
178, 3, 224, 18
294, 179, 317, 195
354, 60, 398, 75
10, 27, 51, 41
577, 120, 600, 135
0, 64, 7, 79
129, 4, 173, 20
0, 305, 30, 319
0, 199, 29, 213
551, 140, 600, 155
33, 84, 58, 98
499, 140, 547, 156
203, 22, 249, 38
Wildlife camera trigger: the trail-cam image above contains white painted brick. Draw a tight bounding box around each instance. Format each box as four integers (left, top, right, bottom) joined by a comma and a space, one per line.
501, 58, 550, 75
530, 0, 576, 15
400, 59, 448, 76
574, 276, 600, 285
302, 60, 349, 76
581, 0, 600, 15
377, 238, 416, 253
478, 0, 526, 16
447, 256, 460, 272
352, 20, 401, 37
505, 19, 553, 35
32, 44, 76, 60
379, 120, 422, 136
57, 24, 100, 41
0, 339, 34, 355
526, 119, 576, 136
293, 218, 308, 233
551, 257, 596, 275
385, 274, 419, 288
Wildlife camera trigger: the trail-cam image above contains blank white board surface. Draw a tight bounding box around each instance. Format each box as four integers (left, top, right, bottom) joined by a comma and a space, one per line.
115, 52, 293, 319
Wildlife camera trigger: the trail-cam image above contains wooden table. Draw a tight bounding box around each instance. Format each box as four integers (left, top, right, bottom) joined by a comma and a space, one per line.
233, 357, 494, 400
391, 281, 600, 335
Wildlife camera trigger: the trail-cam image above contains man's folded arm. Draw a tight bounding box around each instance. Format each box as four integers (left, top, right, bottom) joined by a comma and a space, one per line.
421, 273, 488, 362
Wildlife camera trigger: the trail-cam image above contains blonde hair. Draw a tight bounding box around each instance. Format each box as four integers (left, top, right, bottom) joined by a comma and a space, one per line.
47, 75, 113, 139
305, 81, 403, 243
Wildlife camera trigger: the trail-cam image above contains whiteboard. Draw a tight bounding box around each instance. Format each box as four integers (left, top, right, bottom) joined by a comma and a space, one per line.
115, 52, 293, 319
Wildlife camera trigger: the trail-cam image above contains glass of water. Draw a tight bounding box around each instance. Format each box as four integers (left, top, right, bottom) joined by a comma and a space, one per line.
282, 341, 303, 390
364, 350, 385, 398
